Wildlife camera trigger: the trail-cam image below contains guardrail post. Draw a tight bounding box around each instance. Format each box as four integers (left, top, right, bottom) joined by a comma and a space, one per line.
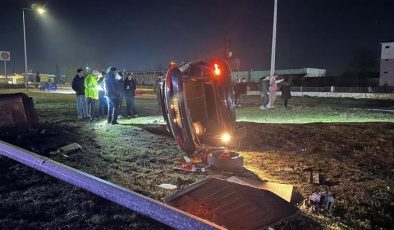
330, 86, 335, 93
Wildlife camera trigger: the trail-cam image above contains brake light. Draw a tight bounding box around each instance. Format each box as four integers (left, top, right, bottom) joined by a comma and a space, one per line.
214, 64, 221, 76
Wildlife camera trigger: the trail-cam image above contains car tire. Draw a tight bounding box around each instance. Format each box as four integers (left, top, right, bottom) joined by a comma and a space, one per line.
207, 151, 244, 170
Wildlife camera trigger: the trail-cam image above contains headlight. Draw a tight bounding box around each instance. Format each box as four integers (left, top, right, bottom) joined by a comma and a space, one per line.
221, 133, 231, 143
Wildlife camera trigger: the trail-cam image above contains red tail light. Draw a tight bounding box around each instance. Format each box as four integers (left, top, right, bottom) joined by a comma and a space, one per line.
214, 63, 221, 76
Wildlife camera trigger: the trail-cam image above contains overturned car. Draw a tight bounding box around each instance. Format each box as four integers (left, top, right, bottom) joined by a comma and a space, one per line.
159, 59, 238, 155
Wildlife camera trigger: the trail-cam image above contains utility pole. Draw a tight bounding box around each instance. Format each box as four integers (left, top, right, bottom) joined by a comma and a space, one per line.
4, 60, 6, 79
270, 0, 278, 77
22, 6, 47, 91
23, 9, 28, 90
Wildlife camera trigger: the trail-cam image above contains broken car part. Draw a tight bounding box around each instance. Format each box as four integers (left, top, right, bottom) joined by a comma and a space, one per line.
165, 177, 297, 230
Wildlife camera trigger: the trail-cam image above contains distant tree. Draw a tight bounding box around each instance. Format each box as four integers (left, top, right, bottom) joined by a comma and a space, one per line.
341, 49, 379, 86
64, 67, 76, 83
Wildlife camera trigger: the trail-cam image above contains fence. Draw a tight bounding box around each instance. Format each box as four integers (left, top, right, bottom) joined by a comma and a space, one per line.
290, 86, 394, 94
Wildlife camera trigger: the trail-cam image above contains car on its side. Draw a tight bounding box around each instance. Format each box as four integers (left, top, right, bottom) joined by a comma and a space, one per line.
159, 59, 237, 154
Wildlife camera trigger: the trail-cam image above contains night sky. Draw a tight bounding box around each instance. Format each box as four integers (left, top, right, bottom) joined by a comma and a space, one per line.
1, 0, 393, 75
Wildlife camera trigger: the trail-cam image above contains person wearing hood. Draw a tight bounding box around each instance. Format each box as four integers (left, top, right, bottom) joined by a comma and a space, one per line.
104, 67, 121, 124
84, 70, 100, 121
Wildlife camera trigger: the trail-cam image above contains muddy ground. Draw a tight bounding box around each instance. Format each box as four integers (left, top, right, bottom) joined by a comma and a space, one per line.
0, 92, 393, 229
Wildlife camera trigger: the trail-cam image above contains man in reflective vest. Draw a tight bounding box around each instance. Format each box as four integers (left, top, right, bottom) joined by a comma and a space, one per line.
84, 70, 99, 122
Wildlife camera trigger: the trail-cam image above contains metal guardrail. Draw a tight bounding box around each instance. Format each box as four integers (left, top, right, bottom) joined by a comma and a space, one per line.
0, 140, 223, 230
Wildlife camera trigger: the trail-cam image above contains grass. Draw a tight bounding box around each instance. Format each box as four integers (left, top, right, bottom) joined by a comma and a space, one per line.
236, 97, 394, 123
1, 88, 393, 229
1, 89, 393, 124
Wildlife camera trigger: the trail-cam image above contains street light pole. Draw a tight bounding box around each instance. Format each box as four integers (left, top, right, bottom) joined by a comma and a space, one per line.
270, 0, 278, 77
22, 9, 29, 91
22, 6, 46, 91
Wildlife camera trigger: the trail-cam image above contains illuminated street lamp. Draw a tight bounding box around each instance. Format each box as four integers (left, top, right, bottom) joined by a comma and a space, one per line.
22, 5, 47, 90
37, 8, 47, 15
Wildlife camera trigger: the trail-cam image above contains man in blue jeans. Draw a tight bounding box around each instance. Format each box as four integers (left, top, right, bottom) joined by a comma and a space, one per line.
104, 67, 121, 124
71, 68, 88, 119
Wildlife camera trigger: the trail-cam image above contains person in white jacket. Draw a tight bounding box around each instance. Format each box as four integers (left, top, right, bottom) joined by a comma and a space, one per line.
267, 74, 283, 108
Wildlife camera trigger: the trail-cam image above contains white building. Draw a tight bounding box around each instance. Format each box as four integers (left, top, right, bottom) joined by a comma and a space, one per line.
380, 41, 394, 86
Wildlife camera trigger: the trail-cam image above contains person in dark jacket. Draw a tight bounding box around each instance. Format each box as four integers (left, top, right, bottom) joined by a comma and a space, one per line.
238, 78, 248, 107
97, 72, 107, 117
124, 73, 138, 118
71, 68, 88, 119
259, 75, 270, 109
104, 67, 121, 124
280, 78, 291, 108
153, 74, 163, 113
118, 72, 125, 116
234, 79, 241, 106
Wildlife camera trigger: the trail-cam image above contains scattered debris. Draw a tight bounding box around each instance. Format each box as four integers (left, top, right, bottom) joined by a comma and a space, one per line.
174, 164, 207, 173
57, 143, 82, 154
174, 154, 208, 173
283, 167, 294, 172
309, 171, 323, 185
310, 192, 335, 213
207, 150, 243, 170
183, 156, 191, 163
158, 184, 177, 190
301, 192, 335, 214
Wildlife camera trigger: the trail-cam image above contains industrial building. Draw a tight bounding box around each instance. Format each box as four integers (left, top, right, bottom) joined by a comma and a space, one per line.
0, 74, 24, 84
380, 41, 394, 86
0, 73, 56, 84
231, 68, 326, 82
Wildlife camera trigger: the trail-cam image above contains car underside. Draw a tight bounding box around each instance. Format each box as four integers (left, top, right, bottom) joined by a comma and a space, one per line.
159, 59, 237, 154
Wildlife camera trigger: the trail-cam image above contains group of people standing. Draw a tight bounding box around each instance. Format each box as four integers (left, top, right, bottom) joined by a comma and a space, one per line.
258, 74, 291, 109
71, 67, 138, 125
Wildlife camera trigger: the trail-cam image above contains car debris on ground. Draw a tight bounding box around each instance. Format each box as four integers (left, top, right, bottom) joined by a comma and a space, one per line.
56, 143, 82, 154
173, 156, 208, 173
165, 177, 297, 230
309, 171, 323, 185
158, 184, 177, 190
300, 192, 335, 214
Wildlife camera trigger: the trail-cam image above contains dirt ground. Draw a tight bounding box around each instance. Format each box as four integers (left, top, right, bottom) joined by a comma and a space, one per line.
0, 91, 393, 229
